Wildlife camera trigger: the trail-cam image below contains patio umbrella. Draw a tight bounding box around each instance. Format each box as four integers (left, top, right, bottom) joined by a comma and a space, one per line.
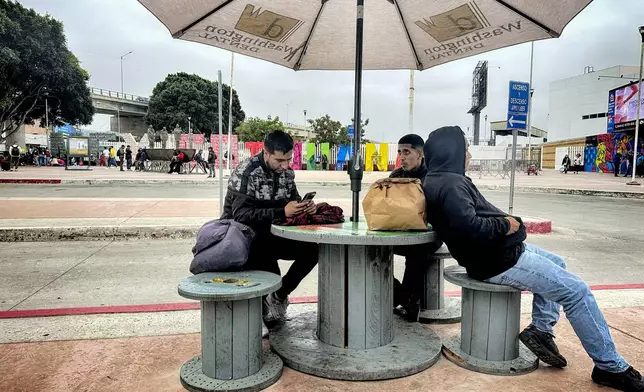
138, 0, 592, 219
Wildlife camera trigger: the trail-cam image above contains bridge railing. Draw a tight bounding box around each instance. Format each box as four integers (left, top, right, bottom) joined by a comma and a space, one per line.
90, 87, 149, 104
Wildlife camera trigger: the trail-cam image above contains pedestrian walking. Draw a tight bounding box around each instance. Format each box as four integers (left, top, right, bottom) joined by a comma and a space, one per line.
573, 153, 583, 174
194, 149, 208, 174
561, 154, 571, 174
207, 146, 216, 178
117, 145, 125, 171
9, 144, 21, 171
125, 145, 133, 171
108, 147, 117, 168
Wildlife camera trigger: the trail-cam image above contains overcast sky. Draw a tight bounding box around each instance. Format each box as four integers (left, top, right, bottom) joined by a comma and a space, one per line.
16, 0, 644, 142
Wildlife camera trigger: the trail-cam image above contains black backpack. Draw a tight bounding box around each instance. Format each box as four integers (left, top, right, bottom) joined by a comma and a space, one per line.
11, 146, 20, 156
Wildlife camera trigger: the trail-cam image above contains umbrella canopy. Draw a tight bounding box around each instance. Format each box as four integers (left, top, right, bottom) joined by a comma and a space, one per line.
138, 0, 592, 219
139, 0, 591, 71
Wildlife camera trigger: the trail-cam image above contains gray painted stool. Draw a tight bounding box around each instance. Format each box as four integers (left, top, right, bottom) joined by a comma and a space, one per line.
418, 245, 461, 324
270, 221, 443, 381
442, 265, 538, 376
178, 271, 283, 392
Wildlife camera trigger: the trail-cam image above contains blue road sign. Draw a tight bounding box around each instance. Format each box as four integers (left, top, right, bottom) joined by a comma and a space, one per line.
507, 80, 530, 130
347, 124, 355, 139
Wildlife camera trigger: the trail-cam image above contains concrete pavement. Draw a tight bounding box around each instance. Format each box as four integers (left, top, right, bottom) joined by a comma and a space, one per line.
1, 305, 643, 392
2, 166, 644, 197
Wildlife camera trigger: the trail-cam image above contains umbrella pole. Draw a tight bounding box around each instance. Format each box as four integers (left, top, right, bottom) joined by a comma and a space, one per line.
349, 0, 365, 222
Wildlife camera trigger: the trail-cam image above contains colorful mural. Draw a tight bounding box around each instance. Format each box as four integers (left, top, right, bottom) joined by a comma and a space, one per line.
306, 143, 317, 170
292, 142, 302, 170
584, 132, 644, 174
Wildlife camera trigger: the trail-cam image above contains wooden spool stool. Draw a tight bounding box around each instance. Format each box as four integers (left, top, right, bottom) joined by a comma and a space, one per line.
178, 271, 283, 392
442, 265, 538, 376
418, 245, 461, 324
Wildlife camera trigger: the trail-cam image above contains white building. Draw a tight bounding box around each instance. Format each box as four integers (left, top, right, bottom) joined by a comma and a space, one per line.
547, 65, 640, 142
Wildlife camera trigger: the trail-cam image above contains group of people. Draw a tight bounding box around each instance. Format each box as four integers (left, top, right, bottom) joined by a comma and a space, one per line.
2, 144, 57, 171
170, 147, 232, 177
221, 129, 643, 392
561, 153, 583, 174
100, 145, 150, 172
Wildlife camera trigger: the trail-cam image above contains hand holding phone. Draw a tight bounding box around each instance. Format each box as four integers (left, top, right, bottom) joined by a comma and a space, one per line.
302, 192, 316, 202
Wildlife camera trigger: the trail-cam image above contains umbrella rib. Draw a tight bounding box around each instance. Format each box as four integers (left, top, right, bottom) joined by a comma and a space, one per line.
392, 0, 422, 70
492, 0, 559, 38
172, 0, 235, 38
293, 0, 329, 71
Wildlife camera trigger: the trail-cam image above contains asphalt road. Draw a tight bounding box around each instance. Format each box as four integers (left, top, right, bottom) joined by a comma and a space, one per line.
2, 183, 643, 240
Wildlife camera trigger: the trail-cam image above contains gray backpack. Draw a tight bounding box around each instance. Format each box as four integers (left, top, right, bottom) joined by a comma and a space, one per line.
189, 219, 256, 274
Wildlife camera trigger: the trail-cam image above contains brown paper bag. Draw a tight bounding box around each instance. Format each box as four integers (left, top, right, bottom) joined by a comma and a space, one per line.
362, 178, 427, 231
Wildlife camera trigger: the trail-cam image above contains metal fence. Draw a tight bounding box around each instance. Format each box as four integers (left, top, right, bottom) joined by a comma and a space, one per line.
90, 87, 149, 104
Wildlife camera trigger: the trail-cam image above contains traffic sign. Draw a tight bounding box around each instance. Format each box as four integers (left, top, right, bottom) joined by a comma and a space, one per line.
507, 80, 530, 130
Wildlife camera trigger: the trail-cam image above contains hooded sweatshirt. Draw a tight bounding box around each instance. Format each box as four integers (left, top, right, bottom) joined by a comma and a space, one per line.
422, 126, 526, 280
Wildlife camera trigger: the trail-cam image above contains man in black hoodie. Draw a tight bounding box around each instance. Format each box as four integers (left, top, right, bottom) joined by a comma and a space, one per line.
423, 126, 643, 392
389, 134, 442, 321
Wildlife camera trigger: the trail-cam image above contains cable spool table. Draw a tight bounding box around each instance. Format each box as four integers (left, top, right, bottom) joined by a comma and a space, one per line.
178, 271, 283, 392
270, 220, 443, 381
418, 245, 462, 324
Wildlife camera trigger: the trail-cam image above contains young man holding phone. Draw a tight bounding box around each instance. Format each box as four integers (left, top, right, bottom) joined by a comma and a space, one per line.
221, 130, 318, 325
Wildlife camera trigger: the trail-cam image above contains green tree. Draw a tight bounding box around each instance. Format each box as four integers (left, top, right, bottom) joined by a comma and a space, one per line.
309, 114, 342, 144
236, 116, 286, 142
0, 0, 94, 143
338, 117, 369, 145
145, 73, 245, 138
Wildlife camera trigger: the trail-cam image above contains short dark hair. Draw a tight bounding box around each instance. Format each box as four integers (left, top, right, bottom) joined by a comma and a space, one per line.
398, 134, 424, 150
264, 130, 294, 154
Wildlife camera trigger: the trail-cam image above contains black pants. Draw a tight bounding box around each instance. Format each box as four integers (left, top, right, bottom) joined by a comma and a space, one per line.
168, 161, 182, 173
245, 233, 318, 299
615, 154, 621, 176
393, 241, 442, 307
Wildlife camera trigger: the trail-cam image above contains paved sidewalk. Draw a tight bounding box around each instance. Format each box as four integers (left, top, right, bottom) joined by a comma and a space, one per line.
2, 167, 644, 197
1, 305, 643, 392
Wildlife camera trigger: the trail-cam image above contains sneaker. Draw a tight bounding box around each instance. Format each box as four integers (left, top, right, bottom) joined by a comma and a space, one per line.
592, 366, 644, 391
263, 292, 289, 324
519, 325, 568, 368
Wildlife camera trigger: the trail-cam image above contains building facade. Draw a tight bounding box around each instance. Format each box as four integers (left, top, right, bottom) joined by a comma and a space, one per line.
547, 65, 640, 142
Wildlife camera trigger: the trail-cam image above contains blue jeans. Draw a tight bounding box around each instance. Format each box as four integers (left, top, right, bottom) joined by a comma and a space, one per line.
485, 244, 628, 372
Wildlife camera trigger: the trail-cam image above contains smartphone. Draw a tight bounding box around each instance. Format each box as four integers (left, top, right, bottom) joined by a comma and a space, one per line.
301, 191, 316, 202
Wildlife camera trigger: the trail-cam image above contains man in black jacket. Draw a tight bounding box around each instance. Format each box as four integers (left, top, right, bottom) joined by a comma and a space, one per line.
389, 134, 442, 321
423, 126, 643, 392
221, 130, 318, 325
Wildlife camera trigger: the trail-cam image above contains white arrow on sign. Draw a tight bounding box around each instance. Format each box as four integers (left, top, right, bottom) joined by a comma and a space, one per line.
508, 116, 526, 127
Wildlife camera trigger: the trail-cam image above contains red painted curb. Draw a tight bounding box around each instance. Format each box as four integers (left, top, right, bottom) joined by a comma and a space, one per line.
1, 284, 643, 320
0, 179, 61, 184
523, 217, 552, 234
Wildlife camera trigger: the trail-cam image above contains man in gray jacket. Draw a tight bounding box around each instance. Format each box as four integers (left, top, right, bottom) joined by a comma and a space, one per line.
221, 130, 318, 326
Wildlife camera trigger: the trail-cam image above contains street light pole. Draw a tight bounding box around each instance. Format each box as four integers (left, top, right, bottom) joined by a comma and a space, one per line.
527, 41, 534, 163
227, 53, 234, 171
286, 102, 293, 124
409, 70, 415, 133
188, 116, 192, 149
627, 26, 644, 186
120, 51, 132, 97
119, 51, 132, 137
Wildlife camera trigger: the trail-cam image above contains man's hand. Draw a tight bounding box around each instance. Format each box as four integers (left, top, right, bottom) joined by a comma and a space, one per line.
506, 216, 521, 235
302, 201, 316, 215
285, 201, 307, 218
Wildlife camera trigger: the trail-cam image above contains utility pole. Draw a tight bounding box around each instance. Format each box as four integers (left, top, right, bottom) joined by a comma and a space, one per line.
227, 53, 234, 171
409, 70, 415, 133
527, 42, 534, 163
